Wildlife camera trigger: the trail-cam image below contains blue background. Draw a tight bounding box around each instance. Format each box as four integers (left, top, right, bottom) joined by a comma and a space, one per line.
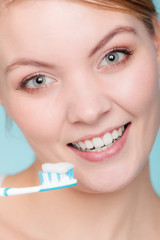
0, 0, 160, 194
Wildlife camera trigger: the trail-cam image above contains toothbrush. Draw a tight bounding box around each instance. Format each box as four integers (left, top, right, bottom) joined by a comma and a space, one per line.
0, 162, 77, 197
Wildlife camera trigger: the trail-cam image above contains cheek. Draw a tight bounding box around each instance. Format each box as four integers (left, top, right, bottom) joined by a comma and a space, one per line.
112, 55, 160, 118
112, 54, 160, 160
2, 94, 66, 142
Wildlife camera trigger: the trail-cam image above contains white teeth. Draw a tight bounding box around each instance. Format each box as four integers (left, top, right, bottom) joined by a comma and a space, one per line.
118, 127, 122, 136
89, 149, 96, 152
101, 145, 108, 151
84, 140, 94, 149
75, 143, 80, 148
95, 148, 102, 152
94, 143, 113, 152
78, 141, 86, 150
103, 132, 112, 145
107, 143, 113, 148
92, 137, 104, 148
112, 130, 119, 139
73, 124, 126, 152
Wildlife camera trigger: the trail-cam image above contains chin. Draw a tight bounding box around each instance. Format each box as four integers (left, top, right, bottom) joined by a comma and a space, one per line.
74, 175, 131, 194
74, 159, 148, 194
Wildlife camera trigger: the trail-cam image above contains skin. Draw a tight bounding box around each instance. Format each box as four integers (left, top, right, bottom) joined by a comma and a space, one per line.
0, 0, 160, 239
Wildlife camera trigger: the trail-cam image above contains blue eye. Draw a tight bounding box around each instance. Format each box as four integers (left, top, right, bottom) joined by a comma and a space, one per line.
100, 52, 125, 66
99, 48, 133, 67
26, 75, 54, 88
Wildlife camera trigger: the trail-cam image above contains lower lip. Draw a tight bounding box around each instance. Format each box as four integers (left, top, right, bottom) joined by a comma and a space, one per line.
68, 123, 131, 162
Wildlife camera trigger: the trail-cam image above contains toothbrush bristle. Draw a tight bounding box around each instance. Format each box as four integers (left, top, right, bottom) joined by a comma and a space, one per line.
39, 168, 76, 186
39, 172, 44, 185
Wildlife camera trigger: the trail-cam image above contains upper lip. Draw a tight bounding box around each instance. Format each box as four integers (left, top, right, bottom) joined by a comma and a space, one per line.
69, 122, 129, 144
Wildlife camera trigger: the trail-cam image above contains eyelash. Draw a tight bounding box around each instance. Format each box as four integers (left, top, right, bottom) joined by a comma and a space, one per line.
18, 46, 134, 94
19, 72, 55, 94
98, 46, 134, 69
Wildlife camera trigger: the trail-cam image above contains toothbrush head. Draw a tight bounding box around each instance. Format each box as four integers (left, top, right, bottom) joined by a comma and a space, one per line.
38, 162, 77, 192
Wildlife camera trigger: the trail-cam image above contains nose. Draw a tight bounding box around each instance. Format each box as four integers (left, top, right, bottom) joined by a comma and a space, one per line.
66, 74, 112, 124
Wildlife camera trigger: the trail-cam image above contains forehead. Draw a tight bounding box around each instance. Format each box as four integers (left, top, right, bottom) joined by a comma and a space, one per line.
0, 0, 148, 71
0, 0, 143, 34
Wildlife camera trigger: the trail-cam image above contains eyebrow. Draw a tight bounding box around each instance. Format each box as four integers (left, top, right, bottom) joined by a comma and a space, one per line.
88, 26, 137, 57
5, 25, 137, 74
5, 59, 54, 74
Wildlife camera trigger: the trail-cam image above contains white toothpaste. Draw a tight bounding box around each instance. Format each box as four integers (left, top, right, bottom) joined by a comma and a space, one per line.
42, 162, 75, 174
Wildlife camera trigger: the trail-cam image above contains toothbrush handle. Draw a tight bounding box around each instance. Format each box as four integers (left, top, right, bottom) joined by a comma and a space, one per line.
0, 186, 41, 197
0, 180, 77, 197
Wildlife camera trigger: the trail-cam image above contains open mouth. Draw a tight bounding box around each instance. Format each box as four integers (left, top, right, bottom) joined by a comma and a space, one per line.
68, 123, 130, 153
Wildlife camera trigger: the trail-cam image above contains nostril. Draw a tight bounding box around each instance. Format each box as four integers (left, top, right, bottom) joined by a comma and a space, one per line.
67, 98, 112, 124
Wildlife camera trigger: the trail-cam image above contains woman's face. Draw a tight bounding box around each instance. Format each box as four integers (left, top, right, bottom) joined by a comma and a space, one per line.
0, 0, 159, 193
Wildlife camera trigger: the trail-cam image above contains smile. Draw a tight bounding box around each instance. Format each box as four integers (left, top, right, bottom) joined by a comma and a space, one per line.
69, 123, 129, 152
68, 123, 131, 162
